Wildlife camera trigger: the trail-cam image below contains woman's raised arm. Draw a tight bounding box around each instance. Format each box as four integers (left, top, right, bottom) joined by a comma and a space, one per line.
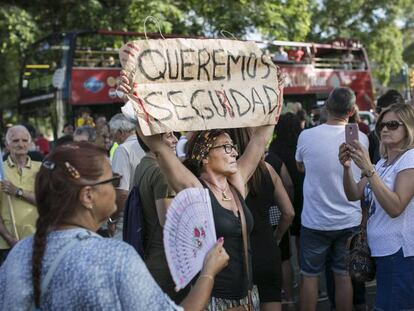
135, 122, 202, 194
237, 125, 275, 184
237, 68, 284, 184
118, 71, 201, 192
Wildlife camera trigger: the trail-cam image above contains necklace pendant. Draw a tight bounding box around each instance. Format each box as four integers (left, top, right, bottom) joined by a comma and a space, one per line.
222, 191, 232, 201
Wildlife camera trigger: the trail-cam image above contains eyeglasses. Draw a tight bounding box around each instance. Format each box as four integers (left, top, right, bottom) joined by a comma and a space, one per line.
86, 173, 122, 188
378, 120, 404, 131
210, 144, 238, 154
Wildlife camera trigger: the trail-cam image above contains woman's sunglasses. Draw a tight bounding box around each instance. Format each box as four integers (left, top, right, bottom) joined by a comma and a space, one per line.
87, 173, 122, 188
378, 120, 404, 131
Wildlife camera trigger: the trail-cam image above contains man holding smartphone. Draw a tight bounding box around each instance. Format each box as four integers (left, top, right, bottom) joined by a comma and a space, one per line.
295, 87, 369, 311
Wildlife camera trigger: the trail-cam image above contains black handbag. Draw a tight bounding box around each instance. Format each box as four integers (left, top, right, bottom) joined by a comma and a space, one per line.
347, 201, 376, 282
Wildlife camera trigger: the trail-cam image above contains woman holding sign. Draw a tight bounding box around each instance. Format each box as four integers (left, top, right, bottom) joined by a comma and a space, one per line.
119, 69, 284, 311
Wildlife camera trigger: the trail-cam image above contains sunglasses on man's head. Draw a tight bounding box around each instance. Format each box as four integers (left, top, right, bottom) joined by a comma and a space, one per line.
378, 120, 404, 131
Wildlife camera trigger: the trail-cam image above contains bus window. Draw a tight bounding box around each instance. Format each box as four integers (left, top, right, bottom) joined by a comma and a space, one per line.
74, 33, 124, 68
314, 48, 367, 70
21, 35, 70, 100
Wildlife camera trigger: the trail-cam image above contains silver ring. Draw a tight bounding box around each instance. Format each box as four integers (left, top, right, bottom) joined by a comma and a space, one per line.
116, 89, 124, 98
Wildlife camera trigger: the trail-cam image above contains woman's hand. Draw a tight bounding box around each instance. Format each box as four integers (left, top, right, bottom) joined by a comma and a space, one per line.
348, 141, 373, 171
180, 238, 229, 310
338, 143, 352, 168
116, 70, 132, 102
201, 237, 229, 277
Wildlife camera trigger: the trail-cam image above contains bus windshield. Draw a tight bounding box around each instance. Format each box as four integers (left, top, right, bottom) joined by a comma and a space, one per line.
20, 34, 70, 104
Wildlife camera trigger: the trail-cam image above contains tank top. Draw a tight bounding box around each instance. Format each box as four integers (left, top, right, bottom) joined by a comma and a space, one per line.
200, 180, 254, 299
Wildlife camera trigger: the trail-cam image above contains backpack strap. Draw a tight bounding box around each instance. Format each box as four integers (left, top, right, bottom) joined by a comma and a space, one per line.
124, 163, 161, 258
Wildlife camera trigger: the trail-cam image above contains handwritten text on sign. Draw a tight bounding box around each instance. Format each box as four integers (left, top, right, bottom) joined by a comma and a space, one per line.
119, 39, 281, 135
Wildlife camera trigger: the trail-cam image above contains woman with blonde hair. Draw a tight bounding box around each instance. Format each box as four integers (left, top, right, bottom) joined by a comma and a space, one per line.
339, 103, 414, 310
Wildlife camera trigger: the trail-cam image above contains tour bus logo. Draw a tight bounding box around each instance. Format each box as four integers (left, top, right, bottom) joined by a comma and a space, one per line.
83, 77, 104, 93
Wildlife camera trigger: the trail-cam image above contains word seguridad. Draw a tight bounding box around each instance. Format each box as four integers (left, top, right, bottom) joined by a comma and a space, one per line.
120, 38, 281, 135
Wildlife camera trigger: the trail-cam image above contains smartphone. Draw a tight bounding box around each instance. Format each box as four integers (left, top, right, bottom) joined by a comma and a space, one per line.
345, 123, 359, 144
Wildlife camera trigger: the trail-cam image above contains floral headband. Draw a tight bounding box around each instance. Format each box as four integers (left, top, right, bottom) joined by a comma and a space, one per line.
190, 129, 225, 168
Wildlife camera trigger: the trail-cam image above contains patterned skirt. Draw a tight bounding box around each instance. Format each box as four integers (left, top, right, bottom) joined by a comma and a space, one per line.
205, 286, 260, 311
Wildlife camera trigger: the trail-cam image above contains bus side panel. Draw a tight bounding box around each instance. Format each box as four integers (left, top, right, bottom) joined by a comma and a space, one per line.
70, 68, 123, 105
280, 66, 374, 111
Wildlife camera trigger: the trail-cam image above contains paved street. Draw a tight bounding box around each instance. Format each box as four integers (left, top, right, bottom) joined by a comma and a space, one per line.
283, 238, 377, 310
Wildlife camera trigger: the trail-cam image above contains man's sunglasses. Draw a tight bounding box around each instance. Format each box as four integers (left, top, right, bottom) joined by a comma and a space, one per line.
86, 173, 122, 188
210, 144, 238, 154
378, 120, 404, 131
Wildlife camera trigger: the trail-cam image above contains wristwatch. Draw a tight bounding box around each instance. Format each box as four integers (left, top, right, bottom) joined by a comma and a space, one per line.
15, 188, 24, 199
361, 166, 376, 178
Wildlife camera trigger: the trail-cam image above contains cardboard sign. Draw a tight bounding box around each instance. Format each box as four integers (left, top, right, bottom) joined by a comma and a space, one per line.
119, 38, 282, 135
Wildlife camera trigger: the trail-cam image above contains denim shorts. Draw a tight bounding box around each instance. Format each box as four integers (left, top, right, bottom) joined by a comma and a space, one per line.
374, 248, 414, 311
300, 225, 359, 276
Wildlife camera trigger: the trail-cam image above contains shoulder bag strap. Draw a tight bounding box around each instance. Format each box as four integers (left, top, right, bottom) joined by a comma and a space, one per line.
229, 186, 253, 311
359, 196, 374, 243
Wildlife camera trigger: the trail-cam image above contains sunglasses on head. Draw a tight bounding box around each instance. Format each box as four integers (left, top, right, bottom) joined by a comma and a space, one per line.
378, 120, 404, 131
86, 173, 122, 188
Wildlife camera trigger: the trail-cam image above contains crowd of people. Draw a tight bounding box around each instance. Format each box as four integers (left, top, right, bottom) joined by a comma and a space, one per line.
0, 76, 413, 311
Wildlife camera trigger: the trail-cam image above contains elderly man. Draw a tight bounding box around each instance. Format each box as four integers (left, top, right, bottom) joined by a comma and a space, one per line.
0, 125, 41, 265
73, 125, 97, 143
108, 113, 145, 238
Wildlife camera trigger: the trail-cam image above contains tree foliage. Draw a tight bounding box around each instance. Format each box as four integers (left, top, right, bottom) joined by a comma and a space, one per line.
0, 5, 37, 107
0, 0, 410, 109
308, 0, 407, 85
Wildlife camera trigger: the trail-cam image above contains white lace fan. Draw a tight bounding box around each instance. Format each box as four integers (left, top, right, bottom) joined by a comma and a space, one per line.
164, 188, 217, 291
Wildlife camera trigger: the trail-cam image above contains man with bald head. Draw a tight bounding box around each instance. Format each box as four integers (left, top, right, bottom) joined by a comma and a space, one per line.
0, 125, 40, 265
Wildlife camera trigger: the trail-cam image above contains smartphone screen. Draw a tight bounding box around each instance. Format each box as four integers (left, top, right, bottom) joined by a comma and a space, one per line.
345, 123, 359, 144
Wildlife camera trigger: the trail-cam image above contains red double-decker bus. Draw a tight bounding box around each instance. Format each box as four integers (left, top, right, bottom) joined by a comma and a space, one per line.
261, 39, 375, 112
19, 31, 374, 139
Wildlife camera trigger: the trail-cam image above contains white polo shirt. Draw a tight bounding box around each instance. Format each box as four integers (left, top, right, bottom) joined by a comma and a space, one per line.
112, 134, 145, 191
